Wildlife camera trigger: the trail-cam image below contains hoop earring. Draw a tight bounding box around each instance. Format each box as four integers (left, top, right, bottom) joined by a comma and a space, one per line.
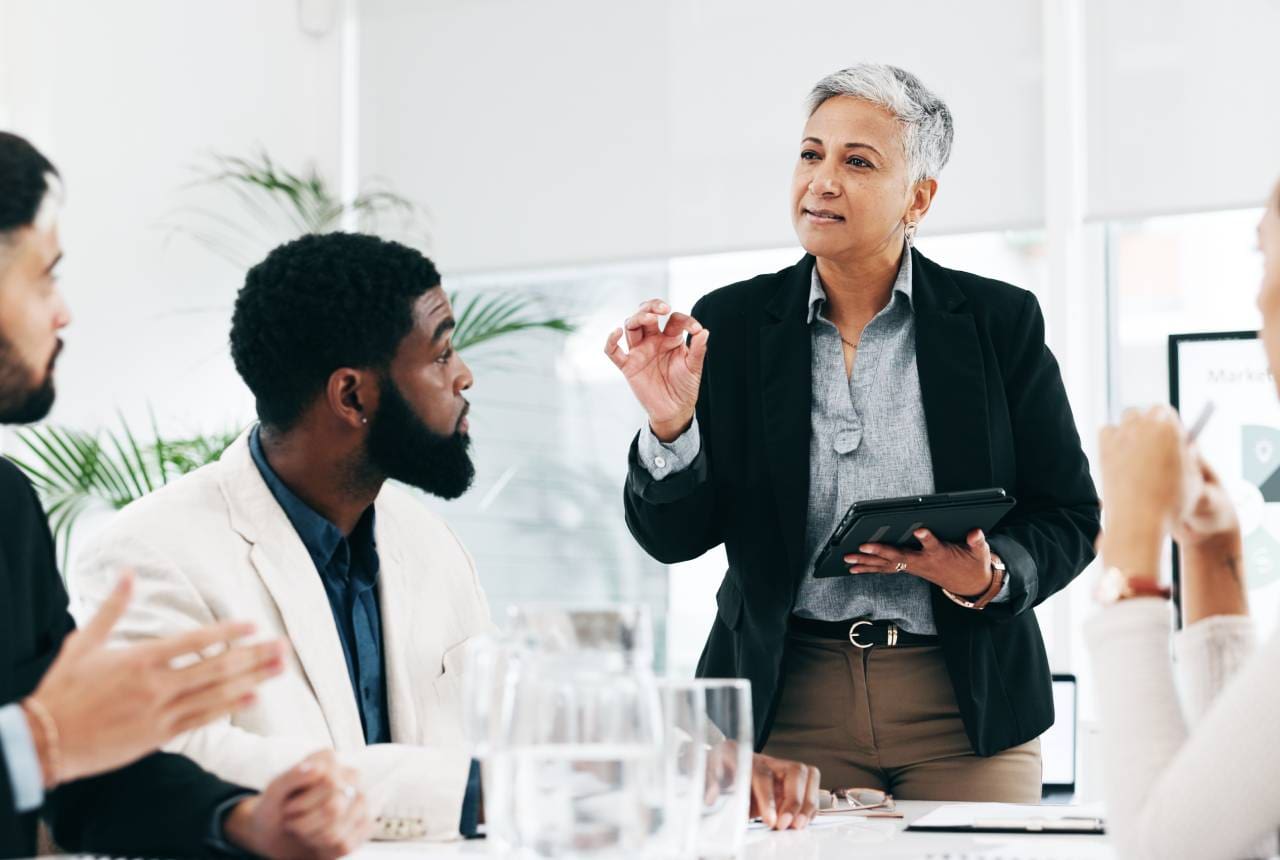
904, 221, 918, 246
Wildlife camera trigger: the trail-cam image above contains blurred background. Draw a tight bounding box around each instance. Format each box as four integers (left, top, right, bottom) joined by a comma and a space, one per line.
2, 0, 1279, 750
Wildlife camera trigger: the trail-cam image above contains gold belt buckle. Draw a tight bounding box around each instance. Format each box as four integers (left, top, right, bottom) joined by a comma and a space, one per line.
848, 620, 873, 649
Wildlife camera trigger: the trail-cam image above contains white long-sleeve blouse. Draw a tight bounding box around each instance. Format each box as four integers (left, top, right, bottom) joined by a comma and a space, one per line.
1086, 598, 1279, 860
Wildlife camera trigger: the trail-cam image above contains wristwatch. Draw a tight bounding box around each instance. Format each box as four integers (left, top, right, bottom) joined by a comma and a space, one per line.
942, 554, 1007, 610
1093, 566, 1171, 605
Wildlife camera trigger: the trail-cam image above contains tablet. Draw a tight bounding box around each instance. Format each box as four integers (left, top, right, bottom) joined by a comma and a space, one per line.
813, 488, 1016, 579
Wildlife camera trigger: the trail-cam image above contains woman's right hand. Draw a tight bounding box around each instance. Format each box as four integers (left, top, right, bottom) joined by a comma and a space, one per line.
604, 299, 709, 441
1097, 405, 1197, 573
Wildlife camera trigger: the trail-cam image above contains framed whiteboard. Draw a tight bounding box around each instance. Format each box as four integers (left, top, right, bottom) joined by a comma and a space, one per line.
1169, 331, 1280, 637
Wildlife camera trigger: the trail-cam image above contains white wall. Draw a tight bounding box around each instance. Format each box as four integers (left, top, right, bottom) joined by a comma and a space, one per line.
0, 3, 10, 128
1, 0, 343, 435
2, 0, 1275, 449
1085, 0, 1280, 220
8, 0, 1273, 426
357, 0, 1046, 273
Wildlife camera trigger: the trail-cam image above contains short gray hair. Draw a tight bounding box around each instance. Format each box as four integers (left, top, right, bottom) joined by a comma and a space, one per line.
806, 64, 954, 183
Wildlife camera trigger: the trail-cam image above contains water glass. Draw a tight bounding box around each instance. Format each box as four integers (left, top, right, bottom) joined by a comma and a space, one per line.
653, 680, 709, 858
696, 680, 753, 859
459, 633, 517, 758
459, 634, 520, 848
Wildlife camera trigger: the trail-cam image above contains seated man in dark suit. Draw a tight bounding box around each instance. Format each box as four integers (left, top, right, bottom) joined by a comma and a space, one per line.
0, 130, 374, 859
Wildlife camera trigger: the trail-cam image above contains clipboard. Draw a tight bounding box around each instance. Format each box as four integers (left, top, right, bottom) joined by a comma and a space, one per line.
906, 803, 1106, 835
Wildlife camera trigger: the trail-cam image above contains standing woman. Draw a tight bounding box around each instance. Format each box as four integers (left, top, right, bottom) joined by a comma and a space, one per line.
606, 64, 1099, 802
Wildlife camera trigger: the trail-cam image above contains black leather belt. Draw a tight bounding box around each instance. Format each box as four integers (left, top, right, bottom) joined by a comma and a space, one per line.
790, 616, 939, 649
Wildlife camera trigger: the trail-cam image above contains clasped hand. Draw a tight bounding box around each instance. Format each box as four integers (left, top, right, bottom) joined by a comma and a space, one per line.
224, 750, 374, 860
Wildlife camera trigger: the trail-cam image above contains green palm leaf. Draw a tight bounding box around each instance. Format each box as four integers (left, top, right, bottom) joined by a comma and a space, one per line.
449, 291, 574, 353
170, 150, 429, 265
18, 427, 83, 488
11, 417, 242, 573
167, 148, 574, 353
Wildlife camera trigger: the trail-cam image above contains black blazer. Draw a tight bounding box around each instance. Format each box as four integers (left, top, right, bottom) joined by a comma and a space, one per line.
0, 457, 248, 859
624, 250, 1100, 757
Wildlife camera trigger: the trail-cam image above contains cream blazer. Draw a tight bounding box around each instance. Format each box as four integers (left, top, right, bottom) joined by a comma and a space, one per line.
71, 431, 495, 841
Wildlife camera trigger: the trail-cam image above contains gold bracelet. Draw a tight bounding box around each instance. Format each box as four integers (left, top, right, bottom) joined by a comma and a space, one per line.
22, 696, 60, 788
942, 556, 1007, 611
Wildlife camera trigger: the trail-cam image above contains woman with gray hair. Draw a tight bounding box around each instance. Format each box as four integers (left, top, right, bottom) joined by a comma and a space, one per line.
606, 63, 1099, 805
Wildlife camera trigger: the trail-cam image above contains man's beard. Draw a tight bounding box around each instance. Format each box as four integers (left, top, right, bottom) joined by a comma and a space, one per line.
366, 377, 474, 500
0, 337, 58, 424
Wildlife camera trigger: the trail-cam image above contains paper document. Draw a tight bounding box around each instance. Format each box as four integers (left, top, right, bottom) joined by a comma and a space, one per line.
909, 802, 1105, 833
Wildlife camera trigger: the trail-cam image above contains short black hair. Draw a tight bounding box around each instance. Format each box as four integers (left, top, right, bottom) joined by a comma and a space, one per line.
0, 132, 59, 234
230, 232, 442, 429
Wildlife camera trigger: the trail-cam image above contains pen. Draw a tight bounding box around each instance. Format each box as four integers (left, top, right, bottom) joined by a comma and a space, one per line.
1186, 400, 1215, 443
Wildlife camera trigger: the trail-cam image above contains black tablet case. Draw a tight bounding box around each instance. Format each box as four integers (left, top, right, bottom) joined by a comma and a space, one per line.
813, 488, 1016, 579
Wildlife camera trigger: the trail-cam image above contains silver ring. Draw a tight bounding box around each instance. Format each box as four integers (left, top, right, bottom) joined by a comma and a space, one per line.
894, 561, 908, 573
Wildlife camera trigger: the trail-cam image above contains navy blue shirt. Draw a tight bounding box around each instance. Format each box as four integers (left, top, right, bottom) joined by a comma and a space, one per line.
249, 427, 391, 745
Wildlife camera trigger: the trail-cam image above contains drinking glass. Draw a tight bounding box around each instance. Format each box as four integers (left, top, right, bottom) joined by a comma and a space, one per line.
460, 633, 517, 758
653, 680, 709, 858
696, 680, 754, 859
459, 634, 520, 848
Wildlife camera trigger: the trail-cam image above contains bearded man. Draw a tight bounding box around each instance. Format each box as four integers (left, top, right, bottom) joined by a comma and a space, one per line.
72, 232, 492, 842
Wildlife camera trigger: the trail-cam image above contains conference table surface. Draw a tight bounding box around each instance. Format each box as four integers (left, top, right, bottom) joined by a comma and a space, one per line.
353, 800, 1114, 859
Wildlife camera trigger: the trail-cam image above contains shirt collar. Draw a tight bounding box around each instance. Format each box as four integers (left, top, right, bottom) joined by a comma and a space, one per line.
807, 243, 914, 324
248, 424, 375, 573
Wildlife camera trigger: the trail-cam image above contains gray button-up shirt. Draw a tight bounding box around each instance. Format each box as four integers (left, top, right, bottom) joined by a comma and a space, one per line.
640, 249, 1007, 634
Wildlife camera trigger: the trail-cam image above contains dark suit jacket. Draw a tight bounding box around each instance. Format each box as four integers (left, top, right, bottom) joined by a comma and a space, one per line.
624, 250, 1100, 757
0, 457, 248, 859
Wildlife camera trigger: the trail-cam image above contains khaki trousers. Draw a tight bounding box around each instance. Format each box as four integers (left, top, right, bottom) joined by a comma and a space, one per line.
762, 632, 1042, 801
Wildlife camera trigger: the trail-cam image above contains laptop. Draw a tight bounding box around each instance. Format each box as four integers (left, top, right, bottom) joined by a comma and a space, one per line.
1040, 673, 1078, 803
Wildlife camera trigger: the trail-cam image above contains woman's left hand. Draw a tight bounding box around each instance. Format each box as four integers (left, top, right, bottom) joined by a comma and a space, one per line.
1172, 453, 1238, 548
845, 528, 994, 597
